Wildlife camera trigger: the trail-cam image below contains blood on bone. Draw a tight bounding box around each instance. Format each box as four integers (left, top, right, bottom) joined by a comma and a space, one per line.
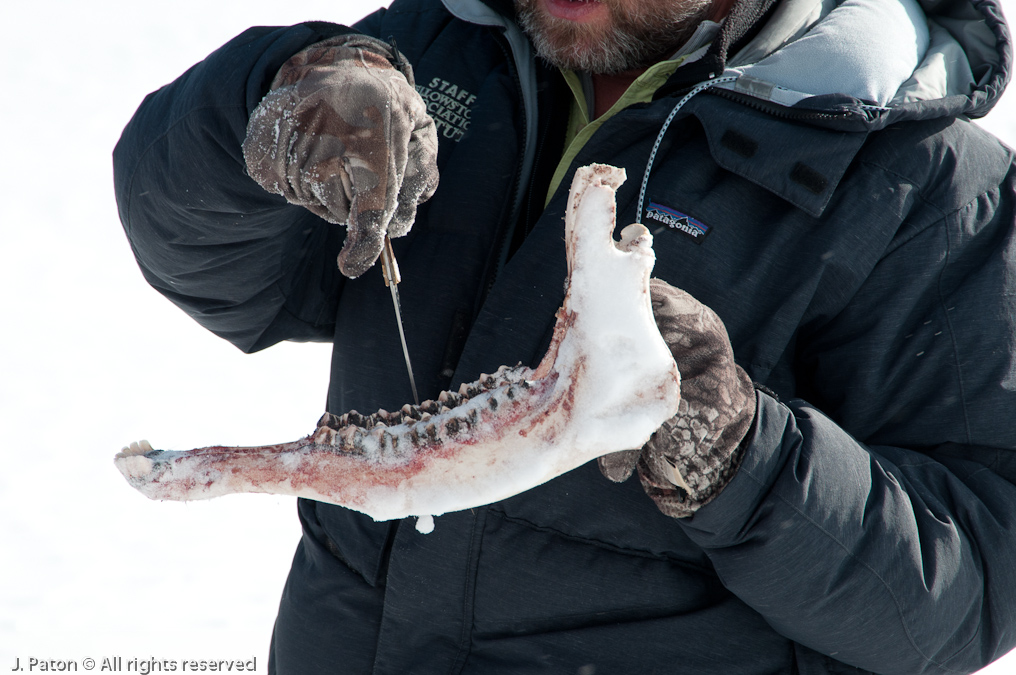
140, 374, 560, 510
115, 164, 682, 526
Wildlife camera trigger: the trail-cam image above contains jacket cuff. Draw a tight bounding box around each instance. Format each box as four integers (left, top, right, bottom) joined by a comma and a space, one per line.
677, 390, 796, 537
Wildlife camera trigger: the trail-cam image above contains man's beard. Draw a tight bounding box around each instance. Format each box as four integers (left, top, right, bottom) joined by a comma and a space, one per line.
515, 0, 715, 74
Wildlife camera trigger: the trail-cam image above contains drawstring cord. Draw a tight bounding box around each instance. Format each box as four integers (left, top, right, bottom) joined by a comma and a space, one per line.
636, 75, 738, 224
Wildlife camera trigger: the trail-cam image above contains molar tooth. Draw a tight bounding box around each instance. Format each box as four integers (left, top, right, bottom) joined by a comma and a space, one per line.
425, 423, 439, 442
313, 426, 337, 446
489, 397, 499, 411
317, 412, 338, 429
339, 425, 360, 451
370, 409, 392, 427
457, 382, 473, 398
444, 418, 462, 435
505, 386, 516, 400
483, 375, 496, 388
420, 412, 432, 422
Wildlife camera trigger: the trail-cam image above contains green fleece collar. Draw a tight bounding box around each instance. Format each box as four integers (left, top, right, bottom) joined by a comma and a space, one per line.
546, 21, 722, 204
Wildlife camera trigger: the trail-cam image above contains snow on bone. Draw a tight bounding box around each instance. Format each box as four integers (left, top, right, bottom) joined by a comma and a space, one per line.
114, 164, 681, 523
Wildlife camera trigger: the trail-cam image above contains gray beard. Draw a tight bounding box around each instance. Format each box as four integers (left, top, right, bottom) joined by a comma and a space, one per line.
515, 0, 715, 74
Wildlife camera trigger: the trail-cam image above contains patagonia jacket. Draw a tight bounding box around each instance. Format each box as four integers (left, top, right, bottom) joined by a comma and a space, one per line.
112, 0, 1016, 672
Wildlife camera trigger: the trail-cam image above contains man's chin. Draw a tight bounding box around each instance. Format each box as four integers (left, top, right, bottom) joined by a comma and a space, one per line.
516, 0, 684, 74
531, 34, 611, 71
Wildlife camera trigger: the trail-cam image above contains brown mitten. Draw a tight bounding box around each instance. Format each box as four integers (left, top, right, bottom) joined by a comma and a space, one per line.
598, 278, 756, 518
243, 35, 439, 278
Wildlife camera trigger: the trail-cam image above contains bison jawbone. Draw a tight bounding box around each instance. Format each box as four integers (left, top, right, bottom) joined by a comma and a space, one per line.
114, 164, 681, 523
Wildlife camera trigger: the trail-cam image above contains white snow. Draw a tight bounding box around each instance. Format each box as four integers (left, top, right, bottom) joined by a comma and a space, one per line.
1, 0, 384, 669
2, 1, 1016, 673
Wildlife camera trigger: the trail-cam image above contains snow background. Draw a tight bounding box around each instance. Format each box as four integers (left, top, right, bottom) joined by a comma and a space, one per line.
1, 0, 1014, 671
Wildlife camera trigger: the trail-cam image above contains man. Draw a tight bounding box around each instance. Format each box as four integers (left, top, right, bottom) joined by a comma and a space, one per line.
113, 0, 1016, 672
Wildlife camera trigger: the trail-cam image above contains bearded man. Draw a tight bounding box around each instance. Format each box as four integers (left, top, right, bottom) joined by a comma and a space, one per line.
113, 0, 1016, 672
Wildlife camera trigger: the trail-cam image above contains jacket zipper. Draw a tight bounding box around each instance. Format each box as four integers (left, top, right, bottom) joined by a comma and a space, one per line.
706, 85, 883, 122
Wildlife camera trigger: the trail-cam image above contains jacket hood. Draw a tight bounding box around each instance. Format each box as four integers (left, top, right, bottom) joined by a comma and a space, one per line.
718, 0, 1012, 126
443, 0, 1012, 127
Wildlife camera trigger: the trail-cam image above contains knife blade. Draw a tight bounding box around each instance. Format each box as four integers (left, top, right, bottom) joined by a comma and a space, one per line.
379, 234, 420, 406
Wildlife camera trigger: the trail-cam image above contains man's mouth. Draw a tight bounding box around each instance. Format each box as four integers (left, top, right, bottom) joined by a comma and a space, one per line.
543, 0, 608, 22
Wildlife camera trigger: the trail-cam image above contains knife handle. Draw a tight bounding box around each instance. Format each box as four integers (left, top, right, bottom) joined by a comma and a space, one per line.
380, 235, 401, 287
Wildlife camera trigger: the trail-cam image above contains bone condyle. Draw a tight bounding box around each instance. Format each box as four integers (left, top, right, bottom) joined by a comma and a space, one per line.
114, 164, 681, 527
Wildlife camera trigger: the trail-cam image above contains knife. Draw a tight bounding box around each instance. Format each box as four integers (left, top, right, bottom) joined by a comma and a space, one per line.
379, 234, 420, 406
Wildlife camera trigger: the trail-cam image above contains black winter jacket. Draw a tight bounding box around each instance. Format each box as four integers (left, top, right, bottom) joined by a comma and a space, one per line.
113, 0, 1016, 672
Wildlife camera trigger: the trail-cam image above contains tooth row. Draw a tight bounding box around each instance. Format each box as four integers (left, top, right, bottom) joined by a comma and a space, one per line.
456, 363, 529, 398
315, 388, 516, 457
316, 383, 497, 433
313, 364, 534, 445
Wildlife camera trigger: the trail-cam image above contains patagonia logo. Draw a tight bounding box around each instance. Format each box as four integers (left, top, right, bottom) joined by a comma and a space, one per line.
416, 77, 476, 142
645, 201, 711, 244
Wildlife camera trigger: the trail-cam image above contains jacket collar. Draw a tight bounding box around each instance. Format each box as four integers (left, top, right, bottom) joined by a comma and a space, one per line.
475, 0, 515, 18
447, 0, 1010, 126
685, 93, 868, 217
441, 0, 1008, 215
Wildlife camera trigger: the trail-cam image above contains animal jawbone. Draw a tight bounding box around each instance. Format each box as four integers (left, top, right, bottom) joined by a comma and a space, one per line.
114, 164, 681, 523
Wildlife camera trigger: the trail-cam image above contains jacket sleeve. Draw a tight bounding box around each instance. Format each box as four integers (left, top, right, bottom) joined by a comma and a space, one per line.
112, 20, 373, 353
681, 153, 1016, 673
